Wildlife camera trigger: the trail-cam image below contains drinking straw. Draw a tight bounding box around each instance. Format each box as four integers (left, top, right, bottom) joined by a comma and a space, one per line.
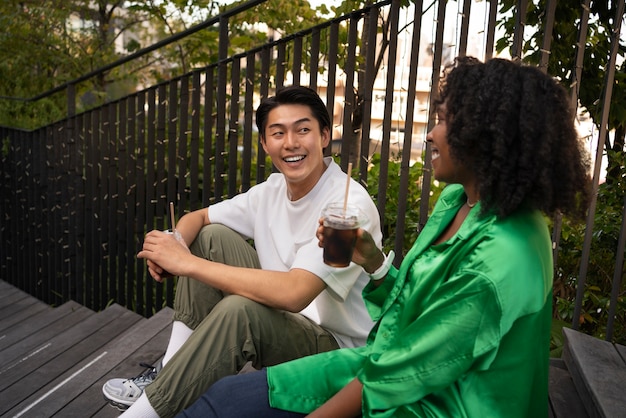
343, 162, 352, 213
169, 202, 176, 232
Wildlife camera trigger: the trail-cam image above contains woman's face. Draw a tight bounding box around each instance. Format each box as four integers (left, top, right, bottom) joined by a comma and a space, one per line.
426, 102, 472, 184
426, 103, 455, 182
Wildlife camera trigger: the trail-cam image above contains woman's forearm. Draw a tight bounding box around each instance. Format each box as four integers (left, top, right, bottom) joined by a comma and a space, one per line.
306, 378, 362, 418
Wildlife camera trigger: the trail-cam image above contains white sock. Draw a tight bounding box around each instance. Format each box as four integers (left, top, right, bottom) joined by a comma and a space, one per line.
162, 320, 193, 365
119, 392, 158, 417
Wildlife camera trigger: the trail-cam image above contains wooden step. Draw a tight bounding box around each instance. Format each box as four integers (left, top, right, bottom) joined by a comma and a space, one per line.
0, 281, 52, 334
562, 327, 626, 418
2, 306, 173, 417
0, 303, 144, 414
0, 280, 174, 417
548, 358, 588, 418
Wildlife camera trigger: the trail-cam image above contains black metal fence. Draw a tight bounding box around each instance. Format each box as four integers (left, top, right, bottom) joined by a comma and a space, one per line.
0, 0, 624, 341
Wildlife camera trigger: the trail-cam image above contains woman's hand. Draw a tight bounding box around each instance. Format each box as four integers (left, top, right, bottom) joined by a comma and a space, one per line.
137, 230, 190, 282
317, 218, 384, 273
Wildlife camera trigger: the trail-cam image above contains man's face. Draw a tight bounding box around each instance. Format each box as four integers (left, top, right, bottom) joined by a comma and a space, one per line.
261, 103, 330, 200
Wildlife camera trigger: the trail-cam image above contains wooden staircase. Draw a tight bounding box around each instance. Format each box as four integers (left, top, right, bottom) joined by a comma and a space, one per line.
0, 280, 172, 417
2, 279, 624, 417
547, 328, 626, 418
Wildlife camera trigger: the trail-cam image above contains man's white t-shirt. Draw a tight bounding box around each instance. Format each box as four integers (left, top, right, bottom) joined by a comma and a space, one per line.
208, 157, 382, 347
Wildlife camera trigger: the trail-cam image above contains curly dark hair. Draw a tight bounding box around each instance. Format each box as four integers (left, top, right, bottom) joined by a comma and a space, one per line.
437, 56, 591, 220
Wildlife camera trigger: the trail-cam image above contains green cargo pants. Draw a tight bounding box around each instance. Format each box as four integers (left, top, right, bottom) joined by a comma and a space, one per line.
145, 224, 340, 418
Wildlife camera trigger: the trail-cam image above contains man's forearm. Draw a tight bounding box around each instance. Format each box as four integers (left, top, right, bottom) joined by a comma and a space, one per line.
175, 208, 209, 245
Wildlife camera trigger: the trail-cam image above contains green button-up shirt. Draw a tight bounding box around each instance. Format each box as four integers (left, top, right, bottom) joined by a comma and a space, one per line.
268, 184, 552, 417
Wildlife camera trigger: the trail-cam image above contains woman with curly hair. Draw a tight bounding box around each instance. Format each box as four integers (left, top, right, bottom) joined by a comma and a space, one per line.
175, 56, 591, 418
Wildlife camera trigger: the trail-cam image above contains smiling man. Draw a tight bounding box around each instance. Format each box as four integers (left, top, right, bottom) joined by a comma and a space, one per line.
102, 86, 383, 418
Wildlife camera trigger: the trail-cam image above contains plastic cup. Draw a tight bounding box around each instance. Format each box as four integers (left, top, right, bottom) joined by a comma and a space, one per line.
164, 229, 183, 242
321, 203, 365, 267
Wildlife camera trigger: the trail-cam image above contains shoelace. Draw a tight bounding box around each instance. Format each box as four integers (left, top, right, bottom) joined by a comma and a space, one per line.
129, 362, 158, 383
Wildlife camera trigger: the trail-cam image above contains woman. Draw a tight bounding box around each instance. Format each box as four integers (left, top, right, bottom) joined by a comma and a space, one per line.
175, 56, 591, 418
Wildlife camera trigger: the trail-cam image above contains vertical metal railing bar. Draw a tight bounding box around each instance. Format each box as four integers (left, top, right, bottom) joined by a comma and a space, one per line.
124, 93, 138, 309
49, 125, 56, 304
190, 71, 202, 211
13, 130, 24, 290
23, 129, 33, 298
203, 67, 215, 207
155, 86, 168, 311
538, 0, 557, 72
358, 5, 378, 186
107, 102, 119, 304
118, 98, 129, 306
215, 16, 229, 202
418, 0, 447, 233
395, 0, 424, 266
377, 0, 401, 232
511, 0, 527, 60
58, 120, 67, 304
324, 21, 339, 159
35, 128, 43, 297
569, 0, 591, 113
65, 84, 84, 304
484, 0, 497, 60
339, 13, 359, 172
56, 121, 69, 304
82, 111, 93, 307
30, 129, 38, 295
257, 46, 270, 182
32, 128, 39, 295
125, 96, 137, 307
607, 196, 626, 341
293, 36, 303, 86
167, 80, 179, 214
178, 75, 190, 216
0, 127, 7, 281
37, 127, 47, 301
24, 129, 34, 296
457, 0, 472, 57
35, 128, 44, 300
309, 29, 321, 90
165, 81, 179, 308
46, 126, 55, 304
276, 42, 287, 90
101, 104, 112, 305
242, 52, 255, 193
145, 87, 158, 314
92, 110, 103, 310
73, 113, 85, 305
136, 91, 147, 315
572, 0, 625, 331
228, 59, 241, 198
116, 98, 128, 306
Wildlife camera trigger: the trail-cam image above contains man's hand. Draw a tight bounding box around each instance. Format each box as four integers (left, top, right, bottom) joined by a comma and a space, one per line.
137, 230, 190, 282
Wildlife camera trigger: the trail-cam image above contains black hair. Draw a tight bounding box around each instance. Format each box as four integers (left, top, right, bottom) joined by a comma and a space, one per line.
255, 85, 331, 140
437, 56, 591, 219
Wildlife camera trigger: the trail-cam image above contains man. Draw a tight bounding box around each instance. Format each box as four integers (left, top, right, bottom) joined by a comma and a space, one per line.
102, 85, 383, 417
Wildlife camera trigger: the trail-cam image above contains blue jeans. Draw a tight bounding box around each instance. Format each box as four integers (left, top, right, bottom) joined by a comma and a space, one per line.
175, 369, 306, 418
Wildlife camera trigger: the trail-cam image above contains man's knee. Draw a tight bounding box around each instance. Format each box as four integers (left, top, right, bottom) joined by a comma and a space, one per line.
191, 224, 234, 257
212, 295, 265, 318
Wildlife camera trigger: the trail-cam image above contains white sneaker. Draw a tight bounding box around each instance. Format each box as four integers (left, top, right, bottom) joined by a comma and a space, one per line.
102, 362, 160, 410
